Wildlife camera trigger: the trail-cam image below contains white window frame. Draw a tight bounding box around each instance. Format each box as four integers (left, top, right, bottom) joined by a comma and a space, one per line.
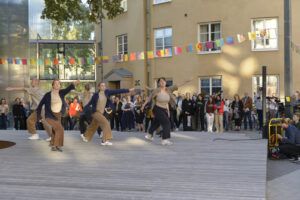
153, 0, 171, 5
198, 76, 222, 95
252, 75, 280, 98
251, 18, 278, 51
121, 0, 127, 12
116, 34, 128, 56
154, 27, 172, 57
198, 22, 222, 54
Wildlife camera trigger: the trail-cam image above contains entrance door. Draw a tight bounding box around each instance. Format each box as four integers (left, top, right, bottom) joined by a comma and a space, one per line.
108, 81, 120, 89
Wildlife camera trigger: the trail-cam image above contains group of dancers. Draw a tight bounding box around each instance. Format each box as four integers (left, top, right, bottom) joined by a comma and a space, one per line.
13, 77, 177, 152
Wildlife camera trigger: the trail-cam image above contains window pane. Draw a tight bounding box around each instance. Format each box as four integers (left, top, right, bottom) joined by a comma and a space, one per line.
164, 36, 172, 47
200, 33, 208, 42
201, 79, 210, 87
201, 88, 210, 95
200, 24, 208, 33
124, 35, 127, 43
211, 23, 220, 32
265, 19, 277, 29
211, 32, 221, 41
212, 78, 221, 86
155, 29, 164, 38
164, 28, 172, 37
212, 87, 222, 95
156, 38, 163, 47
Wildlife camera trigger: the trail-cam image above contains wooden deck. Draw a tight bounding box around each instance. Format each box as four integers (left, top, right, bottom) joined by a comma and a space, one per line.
0, 130, 267, 200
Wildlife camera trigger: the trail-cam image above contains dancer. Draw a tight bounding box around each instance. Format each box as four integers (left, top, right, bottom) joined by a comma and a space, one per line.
143, 77, 178, 145
81, 82, 135, 145
36, 79, 80, 152
6, 78, 52, 140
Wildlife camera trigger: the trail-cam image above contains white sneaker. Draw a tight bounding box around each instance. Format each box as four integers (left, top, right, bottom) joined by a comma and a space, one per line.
145, 134, 153, 141
45, 137, 51, 142
161, 139, 173, 146
28, 134, 39, 140
101, 141, 113, 146
81, 134, 88, 142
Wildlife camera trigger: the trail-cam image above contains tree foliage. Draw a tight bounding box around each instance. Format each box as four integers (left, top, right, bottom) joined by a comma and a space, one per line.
41, 0, 124, 24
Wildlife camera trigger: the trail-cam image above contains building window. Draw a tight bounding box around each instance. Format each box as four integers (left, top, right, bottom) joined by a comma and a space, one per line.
198, 22, 221, 53
199, 76, 222, 95
154, 27, 172, 56
153, 0, 171, 5
252, 18, 278, 50
116, 34, 128, 55
252, 75, 279, 97
121, 0, 127, 12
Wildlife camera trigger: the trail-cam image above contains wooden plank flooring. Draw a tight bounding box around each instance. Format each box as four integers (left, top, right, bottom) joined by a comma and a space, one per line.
0, 130, 267, 200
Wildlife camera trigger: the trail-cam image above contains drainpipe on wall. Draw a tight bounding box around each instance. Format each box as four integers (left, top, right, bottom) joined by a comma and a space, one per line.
144, 0, 151, 92
284, 0, 292, 117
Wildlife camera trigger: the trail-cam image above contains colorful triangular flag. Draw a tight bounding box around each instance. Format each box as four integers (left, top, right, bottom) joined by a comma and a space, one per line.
237, 34, 246, 43
195, 43, 203, 51
147, 51, 154, 59
186, 44, 194, 53
226, 36, 234, 45
53, 58, 59, 65
206, 41, 214, 49
174, 47, 182, 55
130, 52, 136, 61
137, 52, 145, 60
164, 48, 172, 57
215, 39, 224, 48
248, 32, 257, 41
21, 58, 27, 65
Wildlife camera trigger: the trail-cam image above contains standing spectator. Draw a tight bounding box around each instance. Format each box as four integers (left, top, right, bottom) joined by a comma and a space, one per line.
195, 94, 205, 131
254, 92, 263, 130
223, 98, 230, 131
68, 97, 82, 130
269, 97, 278, 119
12, 97, 24, 130
174, 94, 183, 131
113, 96, 123, 131
206, 96, 215, 133
182, 93, 194, 131
231, 94, 244, 131
242, 92, 253, 130
134, 95, 145, 132
144, 103, 154, 133
214, 95, 224, 133
293, 113, 300, 130
121, 95, 135, 131
0, 98, 9, 129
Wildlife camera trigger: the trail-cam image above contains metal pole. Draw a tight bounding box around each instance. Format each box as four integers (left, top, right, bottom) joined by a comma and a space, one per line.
100, 0, 104, 82
262, 66, 267, 139
145, 0, 151, 90
284, 0, 292, 100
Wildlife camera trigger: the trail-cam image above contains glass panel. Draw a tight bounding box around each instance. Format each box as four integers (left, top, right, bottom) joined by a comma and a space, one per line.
201, 88, 210, 95
212, 87, 222, 95
211, 23, 220, 32
154, 29, 164, 38
164, 28, 172, 37
155, 38, 163, 48
124, 35, 127, 43
200, 24, 208, 33
164, 36, 172, 47
200, 33, 208, 42
201, 79, 210, 87
212, 78, 221, 86
265, 19, 277, 29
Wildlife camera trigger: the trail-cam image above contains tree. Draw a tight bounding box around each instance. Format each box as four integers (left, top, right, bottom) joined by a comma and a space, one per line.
41, 0, 124, 24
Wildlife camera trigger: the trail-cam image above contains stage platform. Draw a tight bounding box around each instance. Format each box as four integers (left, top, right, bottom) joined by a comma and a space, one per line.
0, 130, 267, 200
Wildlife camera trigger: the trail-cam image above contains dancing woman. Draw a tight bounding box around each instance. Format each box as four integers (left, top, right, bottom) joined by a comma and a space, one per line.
36, 79, 80, 152
81, 82, 135, 145
142, 77, 178, 145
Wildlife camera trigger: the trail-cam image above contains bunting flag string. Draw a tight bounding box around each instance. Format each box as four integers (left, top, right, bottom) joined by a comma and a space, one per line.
1, 28, 300, 66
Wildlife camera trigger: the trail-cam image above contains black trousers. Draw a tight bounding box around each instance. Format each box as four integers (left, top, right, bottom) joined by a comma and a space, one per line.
114, 113, 122, 131
148, 106, 171, 140
279, 143, 300, 158
145, 117, 153, 133
0, 114, 7, 130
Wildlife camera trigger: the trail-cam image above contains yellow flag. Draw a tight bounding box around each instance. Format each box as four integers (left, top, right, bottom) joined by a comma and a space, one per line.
248, 32, 257, 40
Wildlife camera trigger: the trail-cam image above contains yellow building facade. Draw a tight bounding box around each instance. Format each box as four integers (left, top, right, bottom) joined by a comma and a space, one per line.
96, 0, 300, 100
